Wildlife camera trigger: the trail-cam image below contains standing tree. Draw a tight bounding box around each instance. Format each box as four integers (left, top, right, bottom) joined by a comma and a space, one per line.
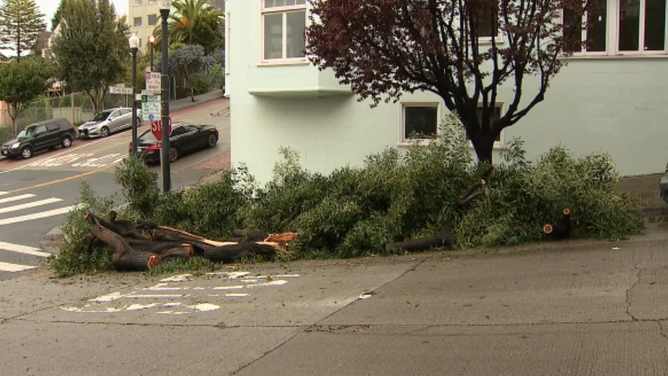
51, 0, 71, 31
152, 0, 223, 50
0, 0, 46, 61
0, 56, 53, 136
160, 44, 213, 102
306, 0, 593, 163
51, 0, 129, 114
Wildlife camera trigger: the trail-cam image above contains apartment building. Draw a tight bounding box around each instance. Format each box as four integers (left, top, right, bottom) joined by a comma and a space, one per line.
128, 0, 225, 51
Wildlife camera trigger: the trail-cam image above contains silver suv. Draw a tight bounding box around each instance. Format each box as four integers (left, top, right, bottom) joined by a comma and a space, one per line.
77, 108, 142, 138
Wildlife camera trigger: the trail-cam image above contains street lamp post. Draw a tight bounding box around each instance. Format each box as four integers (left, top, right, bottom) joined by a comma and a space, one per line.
148, 35, 155, 70
129, 33, 139, 155
159, 0, 171, 192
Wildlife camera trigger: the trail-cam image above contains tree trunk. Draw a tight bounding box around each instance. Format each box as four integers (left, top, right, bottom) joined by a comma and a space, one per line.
9, 104, 19, 137
471, 137, 494, 164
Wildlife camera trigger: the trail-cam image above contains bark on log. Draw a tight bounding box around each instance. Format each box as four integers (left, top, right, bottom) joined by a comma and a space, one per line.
543, 208, 572, 240
84, 212, 161, 271
201, 242, 285, 263
391, 223, 455, 253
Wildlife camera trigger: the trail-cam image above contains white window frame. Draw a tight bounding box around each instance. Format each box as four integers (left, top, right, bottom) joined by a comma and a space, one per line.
133, 0, 142, 6
225, 11, 230, 75
465, 102, 505, 150
398, 102, 441, 146
258, 0, 309, 65
563, 0, 668, 57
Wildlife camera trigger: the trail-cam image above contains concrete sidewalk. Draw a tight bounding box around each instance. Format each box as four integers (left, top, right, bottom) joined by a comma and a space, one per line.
3, 222, 668, 375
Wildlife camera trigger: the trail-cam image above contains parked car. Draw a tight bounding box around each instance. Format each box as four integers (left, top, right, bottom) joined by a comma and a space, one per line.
77, 107, 143, 139
1, 118, 76, 159
130, 123, 219, 164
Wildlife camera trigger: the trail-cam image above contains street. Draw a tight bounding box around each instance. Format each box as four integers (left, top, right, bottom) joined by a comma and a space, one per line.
0, 98, 230, 280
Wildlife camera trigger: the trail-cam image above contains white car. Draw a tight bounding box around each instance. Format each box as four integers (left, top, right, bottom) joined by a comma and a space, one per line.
77, 108, 143, 138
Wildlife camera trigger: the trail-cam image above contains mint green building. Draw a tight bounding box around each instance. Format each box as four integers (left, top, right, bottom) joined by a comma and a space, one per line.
225, 0, 668, 184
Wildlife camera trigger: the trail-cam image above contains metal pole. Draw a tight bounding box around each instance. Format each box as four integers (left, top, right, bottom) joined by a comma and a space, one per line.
150, 46, 154, 70
131, 47, 138, 155
160, 8, 171, 192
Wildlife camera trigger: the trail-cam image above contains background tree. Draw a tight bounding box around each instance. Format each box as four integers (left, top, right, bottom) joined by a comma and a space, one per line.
152, 0, 223, 52
158, 44, 213, 102
51, 0, 129, 114
51, 0, 71, 31
0, 56, 53, 136
0, 0, 46, 61
306, 0, 592, 163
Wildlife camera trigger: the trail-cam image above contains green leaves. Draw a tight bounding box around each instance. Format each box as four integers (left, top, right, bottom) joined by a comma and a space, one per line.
0, 56, 54, 135
0, 0, 46, 59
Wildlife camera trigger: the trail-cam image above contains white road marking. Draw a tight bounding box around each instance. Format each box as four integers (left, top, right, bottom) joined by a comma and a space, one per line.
27, 153, 93, 167
71, 153, 124, 168
0, 194, 36, 204
0, 261, 37, 272
0, 198, 63, 214
0, 241, 50, 257
0, 205, 77, 226
0, 191, 8, 196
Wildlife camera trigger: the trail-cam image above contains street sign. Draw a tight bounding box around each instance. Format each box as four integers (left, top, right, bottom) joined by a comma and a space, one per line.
150, 117, 172, 145
141, 94, 161, 122
145, 67, 161, 95
109, 86, 132, 95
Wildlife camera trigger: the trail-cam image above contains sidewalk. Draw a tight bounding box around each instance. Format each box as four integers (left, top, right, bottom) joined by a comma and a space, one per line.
4, 222, 668, 375
168, 90, 225, 113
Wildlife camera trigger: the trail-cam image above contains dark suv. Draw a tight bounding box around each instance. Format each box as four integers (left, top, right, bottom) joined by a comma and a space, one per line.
1, 118, 76, 159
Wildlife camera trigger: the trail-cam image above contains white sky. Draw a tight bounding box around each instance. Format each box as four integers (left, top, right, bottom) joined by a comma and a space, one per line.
36, 0, 129, 28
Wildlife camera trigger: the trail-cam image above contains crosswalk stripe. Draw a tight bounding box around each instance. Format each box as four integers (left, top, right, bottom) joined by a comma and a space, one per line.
0, 205, 77, 226
0, 191, 8, 196
0, 261, 37, 272
0, 198, 63, 214
0, 241, 50, 257
0, 194, 36, 204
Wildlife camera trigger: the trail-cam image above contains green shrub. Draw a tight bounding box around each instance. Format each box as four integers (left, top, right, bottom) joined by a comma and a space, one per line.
113, 156, 160, 217
192, 77, 210, 96
49, 181, 118, 277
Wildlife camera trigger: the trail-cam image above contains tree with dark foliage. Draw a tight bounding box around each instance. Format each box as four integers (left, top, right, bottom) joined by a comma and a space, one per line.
306, 0, 594, 163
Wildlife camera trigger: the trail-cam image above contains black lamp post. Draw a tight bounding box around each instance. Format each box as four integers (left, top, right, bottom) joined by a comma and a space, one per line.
129, 33, 139, 155
159, 0, 171, 192
149, 35, 155, 70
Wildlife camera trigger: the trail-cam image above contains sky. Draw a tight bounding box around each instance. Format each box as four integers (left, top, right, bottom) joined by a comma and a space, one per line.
36, 0, 129, 29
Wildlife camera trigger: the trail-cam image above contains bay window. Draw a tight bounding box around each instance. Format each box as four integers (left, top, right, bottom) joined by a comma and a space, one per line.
261, 0, 307, 62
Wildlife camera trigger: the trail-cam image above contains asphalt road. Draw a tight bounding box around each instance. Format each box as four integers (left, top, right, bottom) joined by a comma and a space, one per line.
0, 99, 230, 280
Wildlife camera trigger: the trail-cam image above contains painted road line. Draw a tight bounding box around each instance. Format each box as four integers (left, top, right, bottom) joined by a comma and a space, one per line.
0, 205, 77, 226
0, 261, 37, 272
0, 241, 50, 257
6, 171, 101, 194
0, 198, 63, 214
0, 193, 36, 204
0, 191, 8, 196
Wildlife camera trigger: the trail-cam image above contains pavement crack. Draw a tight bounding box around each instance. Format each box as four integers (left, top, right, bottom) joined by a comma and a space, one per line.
625, 263, 641, 321
657, 321, 668, 340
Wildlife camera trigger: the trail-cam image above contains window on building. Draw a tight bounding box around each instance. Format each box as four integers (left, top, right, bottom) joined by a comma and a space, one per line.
134, 0, 142, 5
475, 0, 498, 39
148, 14, 157, 26
402, 104, 439, 142
134, 17, 142, 27
149, 0, 157, 3
261, 0, 307, 61
464, 104, 503, 147
563, 0, 667, 55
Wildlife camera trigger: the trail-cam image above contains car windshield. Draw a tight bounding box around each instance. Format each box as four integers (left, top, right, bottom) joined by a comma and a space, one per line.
16, 130, 27, 139
90, 111, 112, 122
21, 126, 37, 138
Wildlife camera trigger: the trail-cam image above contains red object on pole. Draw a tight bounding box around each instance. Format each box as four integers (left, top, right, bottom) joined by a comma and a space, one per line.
150, 117, 172, 144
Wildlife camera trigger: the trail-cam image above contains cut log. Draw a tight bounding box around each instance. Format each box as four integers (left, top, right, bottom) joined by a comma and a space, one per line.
127, 239, 196, 259
391, 223, 455, 252
232, 229, 269, 242
85, 212, 162, 271
201, 242, 285, 263
543, 208, 572, 240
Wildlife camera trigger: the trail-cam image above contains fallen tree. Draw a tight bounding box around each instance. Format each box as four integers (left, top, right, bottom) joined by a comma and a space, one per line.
83, 211, 299, 271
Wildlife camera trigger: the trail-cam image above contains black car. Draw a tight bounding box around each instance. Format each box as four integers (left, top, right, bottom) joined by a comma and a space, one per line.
1, 118, 76, 159
130, 123, 219, 164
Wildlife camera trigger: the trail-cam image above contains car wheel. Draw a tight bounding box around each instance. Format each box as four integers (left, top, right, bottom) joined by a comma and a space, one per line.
61, 135, 73, 148
20, 146, 33, 159
100, 126, 110, 137
168, 147, 178, 163
207, 133, 218, 148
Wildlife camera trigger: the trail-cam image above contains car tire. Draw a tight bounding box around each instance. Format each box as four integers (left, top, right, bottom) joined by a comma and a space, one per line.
100, 126, 110, 137
207, 133, 218, 148
61, 135, 73, 148
168, 147, 178, 163
20, 146, 33, 159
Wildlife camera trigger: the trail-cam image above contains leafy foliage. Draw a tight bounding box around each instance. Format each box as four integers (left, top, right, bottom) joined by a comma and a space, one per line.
53, 119, 644, 276
0, 56, 54, 136
306, 0, 591, 162
152, 0, 224, 53
158, 44, 214, 101
49, 181, 117, 277
51, 0, 129, 113
0, 0, 46, 60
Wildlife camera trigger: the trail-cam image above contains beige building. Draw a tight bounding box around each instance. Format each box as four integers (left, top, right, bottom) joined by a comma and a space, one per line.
128, 0, 226, 51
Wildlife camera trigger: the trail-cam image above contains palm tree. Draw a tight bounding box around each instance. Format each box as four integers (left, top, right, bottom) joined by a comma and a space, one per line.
151, 0, 222, 48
